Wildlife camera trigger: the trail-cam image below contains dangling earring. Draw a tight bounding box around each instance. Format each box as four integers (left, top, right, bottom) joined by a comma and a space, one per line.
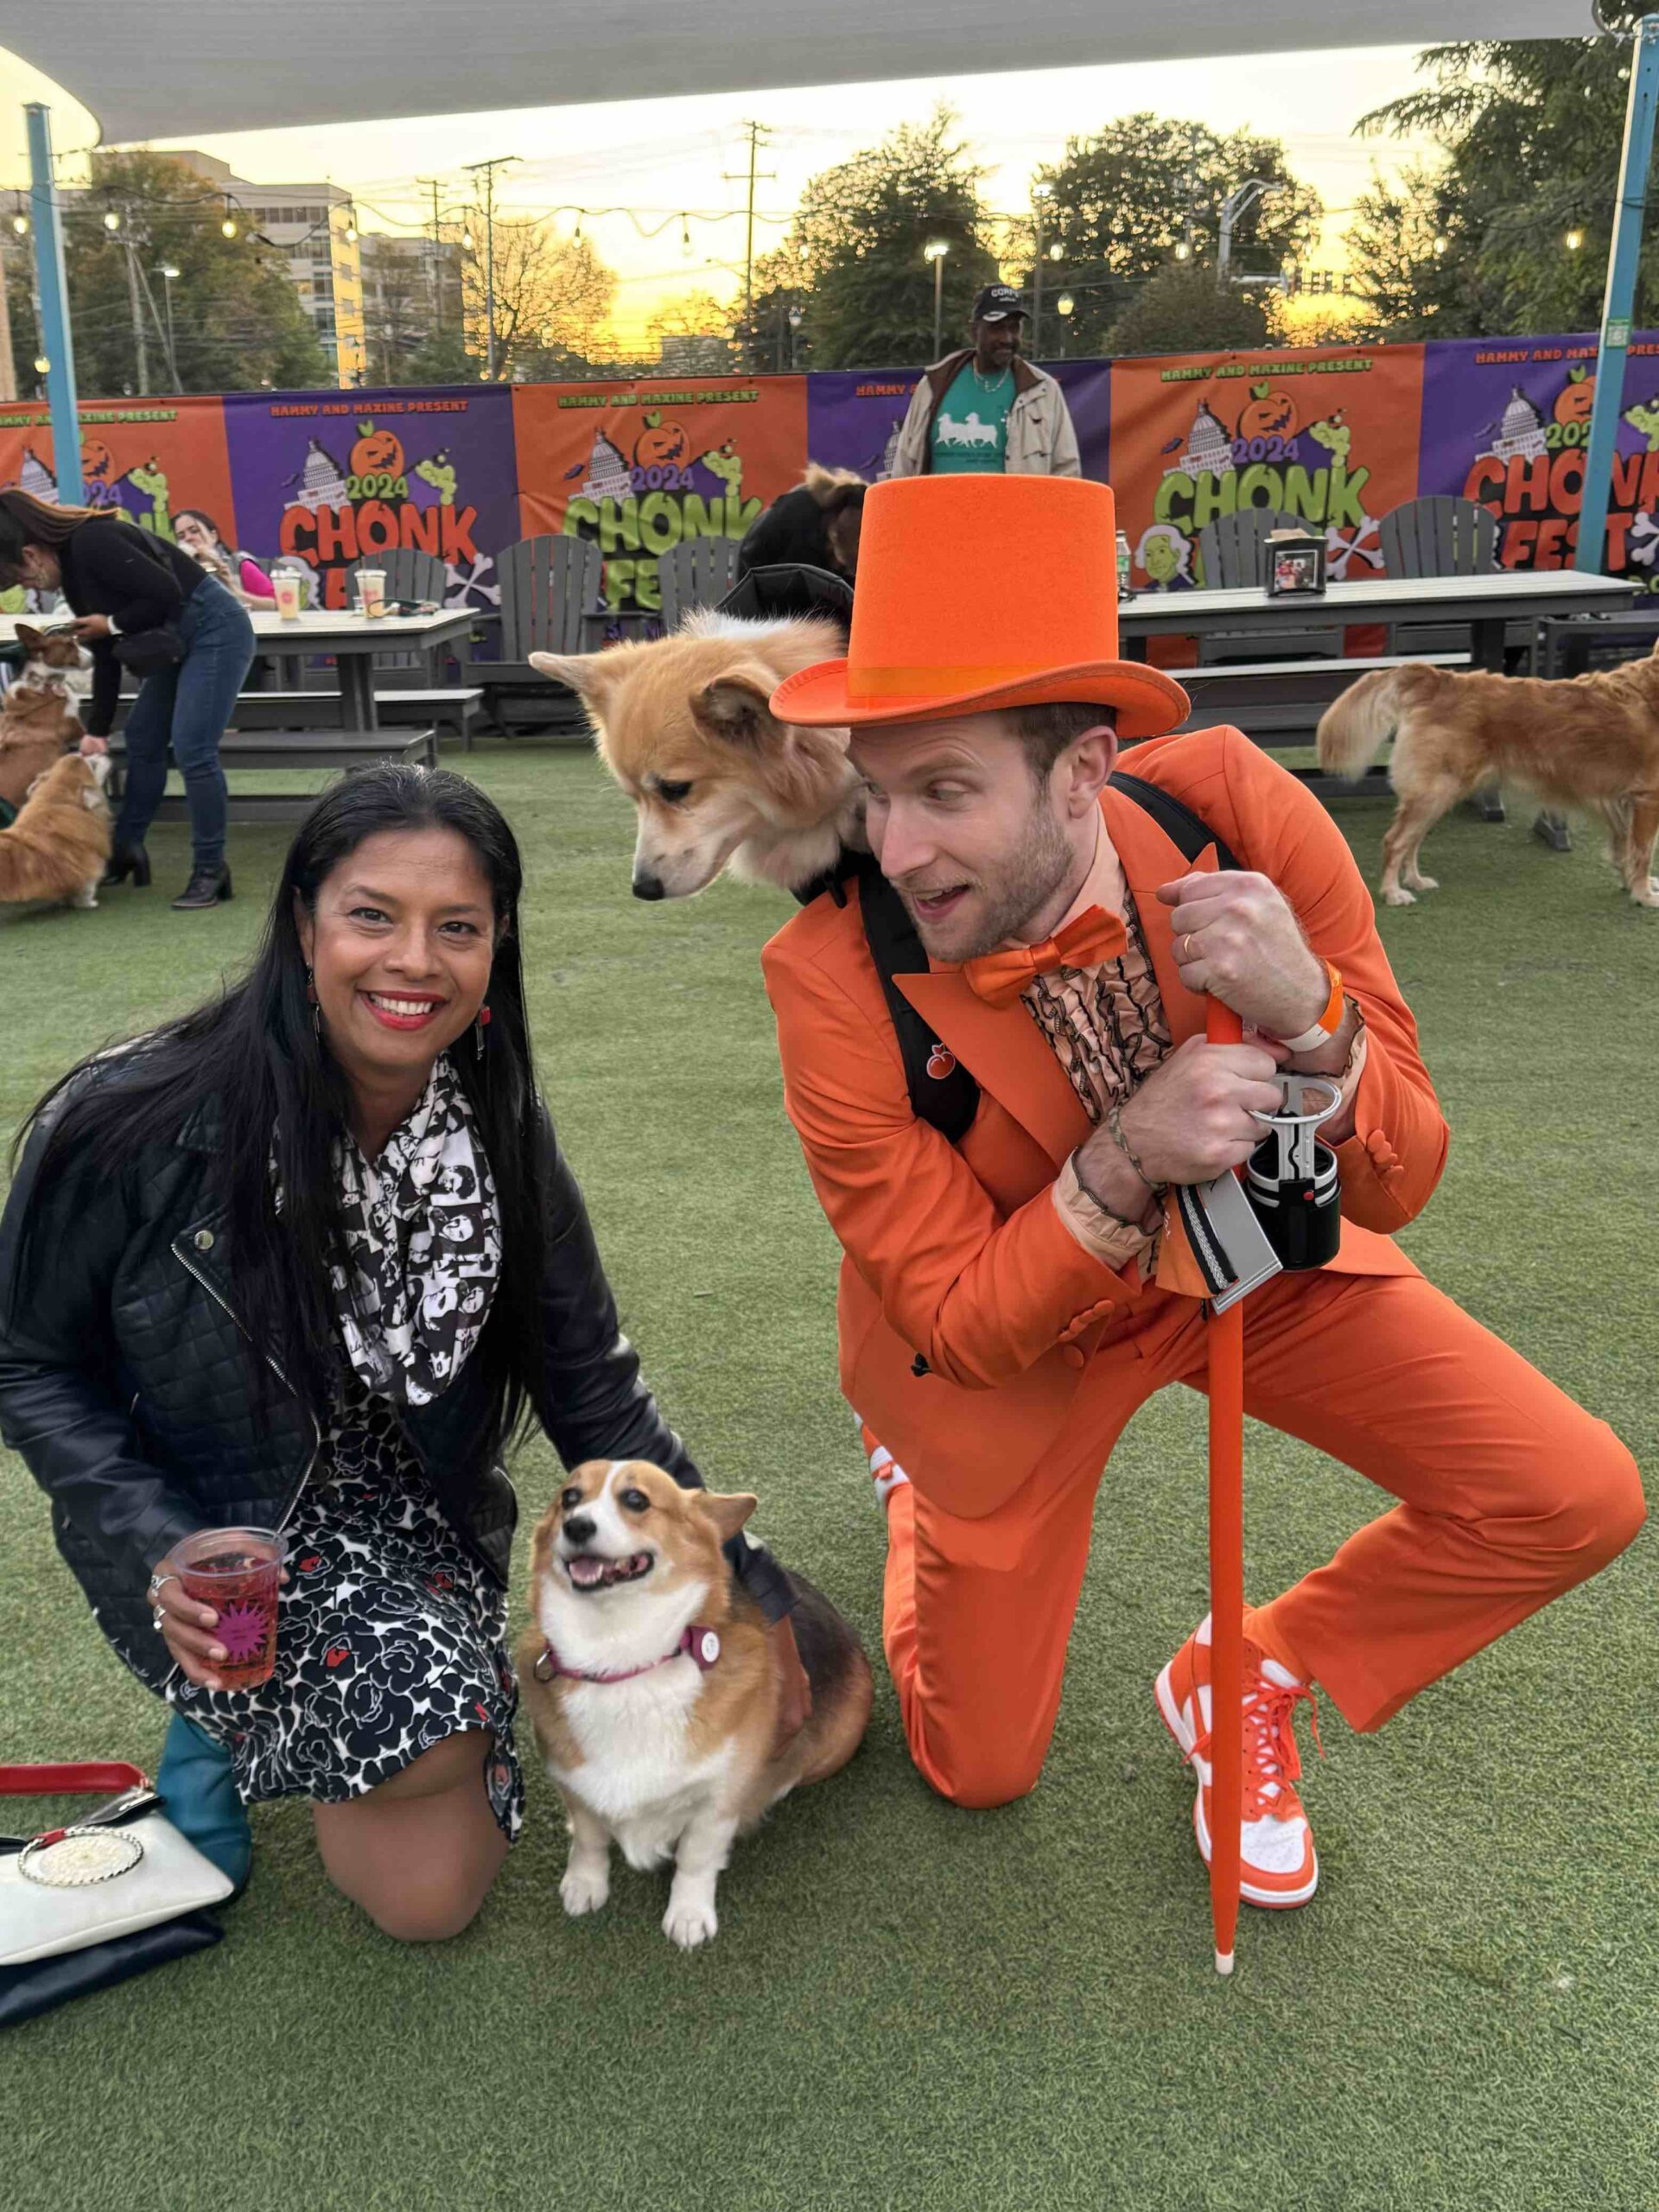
305, 966, 321, 1045
474, 1002, 492, 1061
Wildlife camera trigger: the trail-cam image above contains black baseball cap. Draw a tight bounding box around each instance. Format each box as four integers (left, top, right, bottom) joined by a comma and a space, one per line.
971, 284, 1027, 324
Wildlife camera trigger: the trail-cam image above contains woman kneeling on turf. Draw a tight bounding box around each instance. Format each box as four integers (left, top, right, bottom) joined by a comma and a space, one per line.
0, 765, 803, 1941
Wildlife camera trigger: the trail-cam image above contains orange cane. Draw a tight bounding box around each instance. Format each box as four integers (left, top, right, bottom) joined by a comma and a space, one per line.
1205, 993, 1245, 1977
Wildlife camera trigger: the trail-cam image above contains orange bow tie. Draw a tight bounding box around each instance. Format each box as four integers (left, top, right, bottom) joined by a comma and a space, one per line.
962, 904, 1128, 1007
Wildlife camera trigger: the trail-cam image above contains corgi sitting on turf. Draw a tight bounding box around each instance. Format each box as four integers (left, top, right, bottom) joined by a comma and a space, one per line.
518, 1459, 872, 1949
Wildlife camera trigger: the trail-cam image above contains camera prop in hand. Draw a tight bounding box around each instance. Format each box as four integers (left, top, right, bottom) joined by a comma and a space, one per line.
1243, 1073, 1342, 1274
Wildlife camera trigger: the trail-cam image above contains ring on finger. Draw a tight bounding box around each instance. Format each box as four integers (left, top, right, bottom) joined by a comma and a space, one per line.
1183, 933, 1196, 959
151, 1607, 167, 1633
147, 1571, 179, 1602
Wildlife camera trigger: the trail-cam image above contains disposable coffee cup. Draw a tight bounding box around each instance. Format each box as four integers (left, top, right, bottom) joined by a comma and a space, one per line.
273, 571, 303, 622
176, 1526, 286, 1690
356, 570, 387, 620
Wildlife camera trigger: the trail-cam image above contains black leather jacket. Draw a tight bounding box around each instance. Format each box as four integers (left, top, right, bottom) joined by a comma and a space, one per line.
0, 1074, 790, 1696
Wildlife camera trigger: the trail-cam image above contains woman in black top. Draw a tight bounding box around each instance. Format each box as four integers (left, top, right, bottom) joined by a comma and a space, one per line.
0, 488, 256, 910
0, 765, 805, 1939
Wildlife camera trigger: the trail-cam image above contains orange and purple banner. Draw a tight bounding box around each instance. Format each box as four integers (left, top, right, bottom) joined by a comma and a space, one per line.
223, 387, 519, 611
1418, 331, 1659, 584
512, 376, 808, 612
1107, 345, 1427, 593
0, 396, 236, 546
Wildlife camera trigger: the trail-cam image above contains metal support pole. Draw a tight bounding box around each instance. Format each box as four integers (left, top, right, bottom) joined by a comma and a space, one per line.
932, 251, 944, 359
1032, 200, 1045, 360
1578, 15, 1659, 574
25, 102, 81, 505
123, 241, 149, 396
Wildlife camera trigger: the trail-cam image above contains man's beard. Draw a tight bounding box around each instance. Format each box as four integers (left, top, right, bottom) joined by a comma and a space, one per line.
901, 795, 1075, 961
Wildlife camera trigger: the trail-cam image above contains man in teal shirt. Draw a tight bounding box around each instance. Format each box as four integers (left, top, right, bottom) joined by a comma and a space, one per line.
889, 285, 1081, 480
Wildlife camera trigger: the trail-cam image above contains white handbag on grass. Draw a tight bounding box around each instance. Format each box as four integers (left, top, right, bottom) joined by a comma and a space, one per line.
0, 1762, 233, 2023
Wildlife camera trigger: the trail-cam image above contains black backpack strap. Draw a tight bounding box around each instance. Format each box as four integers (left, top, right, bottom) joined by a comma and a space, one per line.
1105, 769, 1241, 873
854, 860, 982, 1143
839, 773, 1239, 1148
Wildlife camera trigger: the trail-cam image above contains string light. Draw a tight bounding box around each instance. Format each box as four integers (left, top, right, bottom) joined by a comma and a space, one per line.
1048, 241, 1063, 261
11, 212, 28, 236
221, 214, 238, 238
1433, 235, 1448, 256
102, 209, 121, 232
1566, 227, 1585, 251
33, 354, 48, 374
1057, 293, 1075, 316
1173, 241, 1192, 261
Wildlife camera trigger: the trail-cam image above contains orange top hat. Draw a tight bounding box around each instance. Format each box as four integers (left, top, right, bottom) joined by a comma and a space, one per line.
770, 475, 1189, 741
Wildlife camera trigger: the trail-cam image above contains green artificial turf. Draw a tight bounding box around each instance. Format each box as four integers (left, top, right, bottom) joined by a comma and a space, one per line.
1, 748, 1654, 2211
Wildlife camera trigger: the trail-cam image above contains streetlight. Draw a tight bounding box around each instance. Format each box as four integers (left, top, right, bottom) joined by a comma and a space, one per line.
157, 264, 181, 386
1031, 180, 1054, 356
1055, 290, 1075, 359
1217, 179, 1287, 290
924, 238, 950, 359
788, 302, 804, 370
221, 213, 238, 239
1433, 234, 1448, 256
1566, 226, 1585, 251
1174, 240, 1192, 262
102, 209, 121, 232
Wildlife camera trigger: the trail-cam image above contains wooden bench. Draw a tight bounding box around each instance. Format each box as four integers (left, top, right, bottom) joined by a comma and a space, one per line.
1175, 652, 1474, 802
230, 687, 484, 747
106, 728, 438, 823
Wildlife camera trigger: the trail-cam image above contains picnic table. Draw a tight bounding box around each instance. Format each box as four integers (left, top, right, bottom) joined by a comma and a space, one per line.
0, 606, 478, 733
1117, 567, 1638, 666
248, 607, 478, 729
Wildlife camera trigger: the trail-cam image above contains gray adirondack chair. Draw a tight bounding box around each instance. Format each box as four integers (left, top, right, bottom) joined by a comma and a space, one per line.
1194, 508, 1342, 663
658, 537, 742, 631
346, 548, 454, 684
1378, 495, 1499, 581
480, 535, 606, 733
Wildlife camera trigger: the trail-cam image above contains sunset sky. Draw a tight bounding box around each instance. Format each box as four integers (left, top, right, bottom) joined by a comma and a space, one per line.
0, 42, 1443, 350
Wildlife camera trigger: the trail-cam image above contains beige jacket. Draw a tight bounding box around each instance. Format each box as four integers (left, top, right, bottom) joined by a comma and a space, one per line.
887, 351, 1081, 480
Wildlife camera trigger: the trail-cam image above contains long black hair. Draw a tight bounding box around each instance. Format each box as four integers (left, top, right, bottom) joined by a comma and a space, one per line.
10, 764, 552, 1466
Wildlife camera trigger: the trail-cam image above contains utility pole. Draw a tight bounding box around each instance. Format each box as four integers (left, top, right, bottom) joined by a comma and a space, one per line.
726, 121, 773, 351
463, 155, 518, 378
417, 175, 447, 332
1031, 182, 1052, 359
119, 225, 149, 395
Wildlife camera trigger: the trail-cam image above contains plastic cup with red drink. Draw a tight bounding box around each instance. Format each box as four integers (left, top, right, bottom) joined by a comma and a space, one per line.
175, 1528, 287, 1690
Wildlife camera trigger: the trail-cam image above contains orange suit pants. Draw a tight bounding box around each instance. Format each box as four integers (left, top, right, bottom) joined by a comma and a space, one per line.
871, 1269, 1643, 1810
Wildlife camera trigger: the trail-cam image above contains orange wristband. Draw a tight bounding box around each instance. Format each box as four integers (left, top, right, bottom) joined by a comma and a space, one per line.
1275, 961, 1344, 1053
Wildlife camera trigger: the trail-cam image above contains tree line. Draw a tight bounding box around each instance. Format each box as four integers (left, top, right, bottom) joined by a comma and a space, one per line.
4, 16, 1649, 397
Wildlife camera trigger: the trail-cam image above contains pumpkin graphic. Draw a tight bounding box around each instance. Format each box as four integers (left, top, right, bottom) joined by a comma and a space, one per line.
1553, 366, 1595, 427
1237, 383, 1296, 441
349, 421, 405, 476
80, 438, 115, 482
634, 412, 690, 468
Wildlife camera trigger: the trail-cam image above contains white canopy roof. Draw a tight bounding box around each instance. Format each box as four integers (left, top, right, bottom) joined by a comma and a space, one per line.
0, 3, 1580, 145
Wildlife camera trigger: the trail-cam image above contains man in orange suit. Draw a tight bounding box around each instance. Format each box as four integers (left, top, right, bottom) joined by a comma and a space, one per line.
761, 474, 1642, 1910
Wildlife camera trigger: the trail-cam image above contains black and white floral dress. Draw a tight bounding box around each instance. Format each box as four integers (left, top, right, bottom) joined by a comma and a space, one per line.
169, 1057, 524, 1841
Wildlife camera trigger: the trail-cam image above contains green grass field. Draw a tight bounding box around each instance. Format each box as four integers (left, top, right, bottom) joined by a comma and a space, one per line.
3, 747, 1655, 2212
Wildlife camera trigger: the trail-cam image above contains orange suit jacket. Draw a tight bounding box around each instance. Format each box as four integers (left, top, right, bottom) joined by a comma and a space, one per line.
761, 728, 1451, 1520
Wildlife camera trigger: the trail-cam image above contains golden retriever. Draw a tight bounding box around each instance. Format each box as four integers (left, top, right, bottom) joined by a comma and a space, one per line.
1317, 651, 1659, 908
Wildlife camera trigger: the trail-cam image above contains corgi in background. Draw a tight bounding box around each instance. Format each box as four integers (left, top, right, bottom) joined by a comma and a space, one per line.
531, 611, 861, 899
0, 624, 94, 817
518, 1459, 872, 1949
0, 750, 112, 909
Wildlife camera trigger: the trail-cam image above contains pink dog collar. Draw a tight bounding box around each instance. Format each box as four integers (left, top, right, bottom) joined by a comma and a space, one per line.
533, 1624, 721, 1685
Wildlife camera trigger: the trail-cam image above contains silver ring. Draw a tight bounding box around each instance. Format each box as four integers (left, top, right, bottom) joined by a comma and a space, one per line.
1183, 933, 1196, 959
147, 1571, 179, 1602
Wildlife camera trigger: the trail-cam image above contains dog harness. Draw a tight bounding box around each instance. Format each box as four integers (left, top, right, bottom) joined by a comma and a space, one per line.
532, 1624, 722, 1685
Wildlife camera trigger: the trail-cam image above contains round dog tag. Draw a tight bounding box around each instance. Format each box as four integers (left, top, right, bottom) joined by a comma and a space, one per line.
692, 1630, 721, 1667
18, 1825, 144, 1887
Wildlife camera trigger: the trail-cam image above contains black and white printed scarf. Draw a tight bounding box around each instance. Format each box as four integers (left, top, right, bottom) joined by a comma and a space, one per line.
328, 1055, 502, 1405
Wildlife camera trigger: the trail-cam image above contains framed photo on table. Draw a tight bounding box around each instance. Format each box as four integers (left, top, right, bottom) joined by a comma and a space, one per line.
1265, 532, 1327, 597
